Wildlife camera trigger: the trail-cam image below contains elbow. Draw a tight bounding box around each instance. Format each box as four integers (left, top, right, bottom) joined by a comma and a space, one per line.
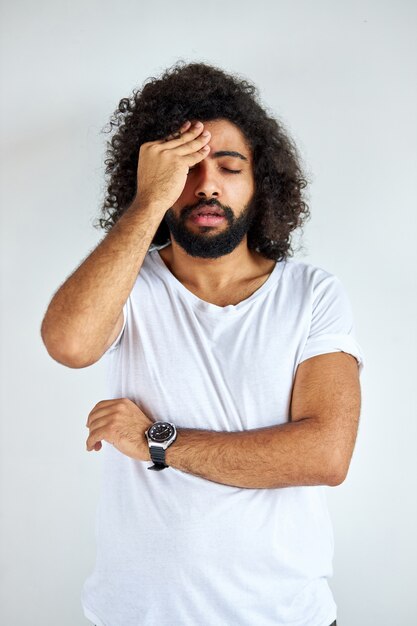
326, 471, 346, 487
43, 343, 98, 369
323, 444, 352, 486
41, 328, 99, 369
326, 460, 350, 487
49, 351, 99, 369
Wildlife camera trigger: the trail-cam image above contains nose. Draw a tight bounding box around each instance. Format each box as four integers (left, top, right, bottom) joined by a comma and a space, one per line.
193, 161, 221, 200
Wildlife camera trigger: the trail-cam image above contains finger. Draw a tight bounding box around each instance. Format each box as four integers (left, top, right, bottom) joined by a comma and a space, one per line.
184, 144, 211, 165
158, 121, 205, 148
174, 130, 211, 157
87, 415, 109, 433
86, 424, 113, 451
87, 438, 103, 452
86, 400, 121, 427
87, 436, 103, 452
158, 120, 191, 144
87, 439, 103, 452
86, 408, 108, 428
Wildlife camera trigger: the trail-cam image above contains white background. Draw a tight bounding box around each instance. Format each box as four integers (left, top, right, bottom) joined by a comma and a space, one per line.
1, 1, 416, 624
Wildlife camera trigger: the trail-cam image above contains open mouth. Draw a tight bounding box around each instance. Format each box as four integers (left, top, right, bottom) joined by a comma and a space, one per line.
190, 205, 225, 218
190, 212, 226, 226
187, 204, 226, 226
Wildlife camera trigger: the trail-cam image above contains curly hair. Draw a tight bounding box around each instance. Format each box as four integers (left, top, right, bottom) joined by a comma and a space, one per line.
94, 60, 311, 261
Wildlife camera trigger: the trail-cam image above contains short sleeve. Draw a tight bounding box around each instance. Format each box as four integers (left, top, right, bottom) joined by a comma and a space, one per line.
104, 300, 128, 354
299, 273, 365, 375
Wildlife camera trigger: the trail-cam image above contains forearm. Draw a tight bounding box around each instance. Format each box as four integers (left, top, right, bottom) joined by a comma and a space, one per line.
41, 198, 164, 364
165, 418, 340, 489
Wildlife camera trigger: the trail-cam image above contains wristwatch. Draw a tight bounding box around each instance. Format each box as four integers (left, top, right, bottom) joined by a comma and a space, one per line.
145, 421, 177, 471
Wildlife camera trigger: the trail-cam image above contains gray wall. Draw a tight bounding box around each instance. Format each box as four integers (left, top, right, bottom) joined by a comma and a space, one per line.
1, 0, 416, 624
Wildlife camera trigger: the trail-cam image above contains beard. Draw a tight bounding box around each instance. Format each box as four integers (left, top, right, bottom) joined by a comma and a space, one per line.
163, 197, 258, 259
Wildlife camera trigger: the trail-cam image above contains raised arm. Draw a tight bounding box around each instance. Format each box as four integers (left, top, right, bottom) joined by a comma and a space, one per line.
40, 119, 212, 368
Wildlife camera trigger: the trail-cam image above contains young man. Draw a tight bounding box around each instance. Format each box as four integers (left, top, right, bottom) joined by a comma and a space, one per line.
41, 61, 363, 626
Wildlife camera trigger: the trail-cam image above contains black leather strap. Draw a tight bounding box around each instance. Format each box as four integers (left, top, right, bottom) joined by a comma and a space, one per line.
148, 445, 168, 471
148, 463, 166, 471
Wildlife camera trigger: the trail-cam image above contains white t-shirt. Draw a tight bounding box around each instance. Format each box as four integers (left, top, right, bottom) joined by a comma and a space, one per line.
82, 243, 365, 626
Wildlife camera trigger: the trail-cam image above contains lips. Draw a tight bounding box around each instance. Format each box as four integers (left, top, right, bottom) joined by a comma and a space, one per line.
190, 205, 225, 218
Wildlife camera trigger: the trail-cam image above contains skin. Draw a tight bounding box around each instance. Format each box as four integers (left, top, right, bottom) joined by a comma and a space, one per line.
85, 120, 362, 486
86, 352, 361, 488
160, 118, 276, 295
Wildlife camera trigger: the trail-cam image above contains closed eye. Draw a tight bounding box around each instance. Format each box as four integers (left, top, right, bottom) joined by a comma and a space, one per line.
188, 167, 242, 175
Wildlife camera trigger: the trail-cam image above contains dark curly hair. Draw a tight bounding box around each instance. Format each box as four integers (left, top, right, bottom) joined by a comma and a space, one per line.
93, 60, 311, 261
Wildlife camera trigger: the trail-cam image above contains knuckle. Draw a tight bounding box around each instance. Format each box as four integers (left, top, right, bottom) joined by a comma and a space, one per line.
94, 400, 107, 412
115, 398, 130, 411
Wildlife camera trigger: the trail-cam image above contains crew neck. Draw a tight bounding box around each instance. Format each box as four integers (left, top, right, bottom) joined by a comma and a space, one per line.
148, 244, 285, 316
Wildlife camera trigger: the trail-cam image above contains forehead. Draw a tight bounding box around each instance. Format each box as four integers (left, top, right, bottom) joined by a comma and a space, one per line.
191, 118, 252, 162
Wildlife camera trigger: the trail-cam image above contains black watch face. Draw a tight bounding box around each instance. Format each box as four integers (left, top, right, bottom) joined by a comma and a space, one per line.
149, 422, 174, 443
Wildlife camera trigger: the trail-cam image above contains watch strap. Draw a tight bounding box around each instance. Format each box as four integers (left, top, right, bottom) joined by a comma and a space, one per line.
147, 445, 168, 471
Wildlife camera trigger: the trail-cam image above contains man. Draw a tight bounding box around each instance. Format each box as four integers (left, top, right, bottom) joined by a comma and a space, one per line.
41, 61, 363, 626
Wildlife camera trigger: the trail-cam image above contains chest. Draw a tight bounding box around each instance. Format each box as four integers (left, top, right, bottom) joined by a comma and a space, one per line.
118, 298, 308, 432
183, 274, 273, 307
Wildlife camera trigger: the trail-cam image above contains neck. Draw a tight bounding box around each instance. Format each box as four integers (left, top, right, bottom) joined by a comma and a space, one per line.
158, 238, 264, 292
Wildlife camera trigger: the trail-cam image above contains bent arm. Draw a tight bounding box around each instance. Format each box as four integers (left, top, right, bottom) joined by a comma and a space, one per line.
40, 199, 164, 368
165, 353, 362, 489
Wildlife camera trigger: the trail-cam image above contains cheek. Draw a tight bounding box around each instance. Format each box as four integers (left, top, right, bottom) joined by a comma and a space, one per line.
238, 176, 255, 199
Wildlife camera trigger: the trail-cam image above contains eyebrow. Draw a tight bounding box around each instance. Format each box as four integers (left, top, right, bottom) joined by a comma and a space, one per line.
211, 150, 248, 162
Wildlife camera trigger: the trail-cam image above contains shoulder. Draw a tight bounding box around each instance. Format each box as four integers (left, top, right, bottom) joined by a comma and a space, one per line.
281, 258, 339, 290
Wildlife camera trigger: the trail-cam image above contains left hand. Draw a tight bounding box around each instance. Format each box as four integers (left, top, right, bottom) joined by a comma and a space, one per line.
86, 398, 153, 461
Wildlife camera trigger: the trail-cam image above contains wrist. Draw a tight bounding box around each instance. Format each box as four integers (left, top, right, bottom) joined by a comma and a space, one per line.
129, 195, 167, 219
164, 429, 180, 466
146, 421, 178, 470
